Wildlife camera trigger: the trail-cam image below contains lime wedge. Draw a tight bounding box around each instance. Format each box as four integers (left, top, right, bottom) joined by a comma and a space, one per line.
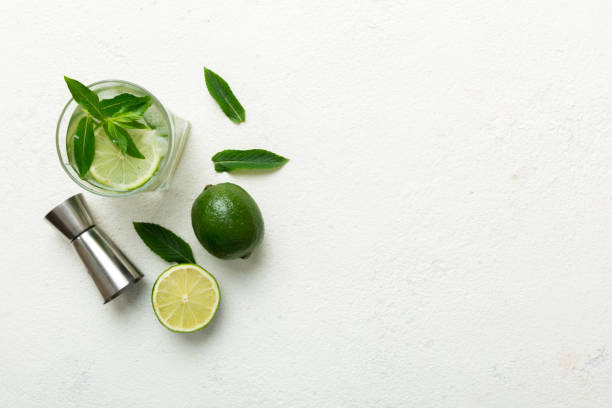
152, 264, 220, 332
89, 127, 161, 191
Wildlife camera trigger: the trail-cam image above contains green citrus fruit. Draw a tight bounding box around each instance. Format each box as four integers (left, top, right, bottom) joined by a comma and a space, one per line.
191, 183, 264, 259
151, 264, 220, 332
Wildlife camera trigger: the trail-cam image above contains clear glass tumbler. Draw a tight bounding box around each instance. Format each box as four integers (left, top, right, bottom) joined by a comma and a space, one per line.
56, 80, 190, 197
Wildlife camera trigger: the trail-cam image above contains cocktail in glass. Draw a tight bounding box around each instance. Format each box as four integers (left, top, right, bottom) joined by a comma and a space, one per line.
57, 80, 190, 197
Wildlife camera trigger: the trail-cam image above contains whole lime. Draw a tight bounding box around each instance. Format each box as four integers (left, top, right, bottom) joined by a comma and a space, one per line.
191, 183, 264, 259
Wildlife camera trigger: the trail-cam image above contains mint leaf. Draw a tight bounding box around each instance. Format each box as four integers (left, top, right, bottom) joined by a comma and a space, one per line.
64, 76, 105, 120
102, 121, 145, 159
100, 93, 151, 117
115, 119, 149, 129
111, 111, 147, 123
212, 149, 289, 172
73, 116, 95, 178
102, 121, 127, 153
133, 222, 196, 264
100, 94, 151, 130
204, 67, 245, 124
124, 127, 146, 159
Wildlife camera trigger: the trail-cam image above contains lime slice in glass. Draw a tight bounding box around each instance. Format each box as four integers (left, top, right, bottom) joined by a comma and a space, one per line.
152, 264, 220, 332
89, 127, 161, 191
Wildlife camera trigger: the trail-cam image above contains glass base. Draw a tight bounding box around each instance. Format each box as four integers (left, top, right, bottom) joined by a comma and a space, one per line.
157, 113, 190, 191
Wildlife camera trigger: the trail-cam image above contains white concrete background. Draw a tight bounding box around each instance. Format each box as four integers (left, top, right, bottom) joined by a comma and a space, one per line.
1, 1, 612, 406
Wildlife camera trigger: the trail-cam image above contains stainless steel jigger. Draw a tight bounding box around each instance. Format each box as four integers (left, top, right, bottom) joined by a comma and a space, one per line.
45, 194, 143, 303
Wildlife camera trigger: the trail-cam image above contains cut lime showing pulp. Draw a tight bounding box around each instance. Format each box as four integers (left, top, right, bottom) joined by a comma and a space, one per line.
152, 264, 220, 332
89, 127, 161, 191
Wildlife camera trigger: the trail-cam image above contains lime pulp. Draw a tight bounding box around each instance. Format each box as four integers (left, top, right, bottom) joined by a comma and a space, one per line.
151, 264, 220, 332
88, 127, 165, 191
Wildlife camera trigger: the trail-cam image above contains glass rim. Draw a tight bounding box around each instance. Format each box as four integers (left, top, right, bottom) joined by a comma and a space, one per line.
56, 79, 176, 197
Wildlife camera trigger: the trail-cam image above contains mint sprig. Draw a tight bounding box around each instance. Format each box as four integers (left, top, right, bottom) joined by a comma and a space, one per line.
64, 76, 105, 121
100, 93, 152, 117
64, 76, 150, 178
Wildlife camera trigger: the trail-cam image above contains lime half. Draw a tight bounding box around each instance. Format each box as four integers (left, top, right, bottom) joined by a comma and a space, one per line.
152, 264, 220, 332
89, 127, 161, 191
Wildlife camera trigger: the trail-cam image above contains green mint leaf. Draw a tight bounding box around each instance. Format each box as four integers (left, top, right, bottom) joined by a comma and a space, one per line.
212, 149, 289, 172
143, 116, 157, 130
102, 121, 145, 159
64, 76, 105, 120
133, 222, 196, 264
100, 93, 152, 117
73, 116, 95, 178
123, 127, 146, 159
204, 67, 245, 124
102, 121, 127, 153
115, 119, 149, 129
111, 111, 146, 123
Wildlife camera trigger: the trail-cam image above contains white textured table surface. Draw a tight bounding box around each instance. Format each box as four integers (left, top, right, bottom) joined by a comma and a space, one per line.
2, 1, 612, 407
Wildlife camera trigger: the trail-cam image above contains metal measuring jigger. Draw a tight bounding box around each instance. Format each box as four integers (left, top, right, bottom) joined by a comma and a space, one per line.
45, 194, 143, 303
